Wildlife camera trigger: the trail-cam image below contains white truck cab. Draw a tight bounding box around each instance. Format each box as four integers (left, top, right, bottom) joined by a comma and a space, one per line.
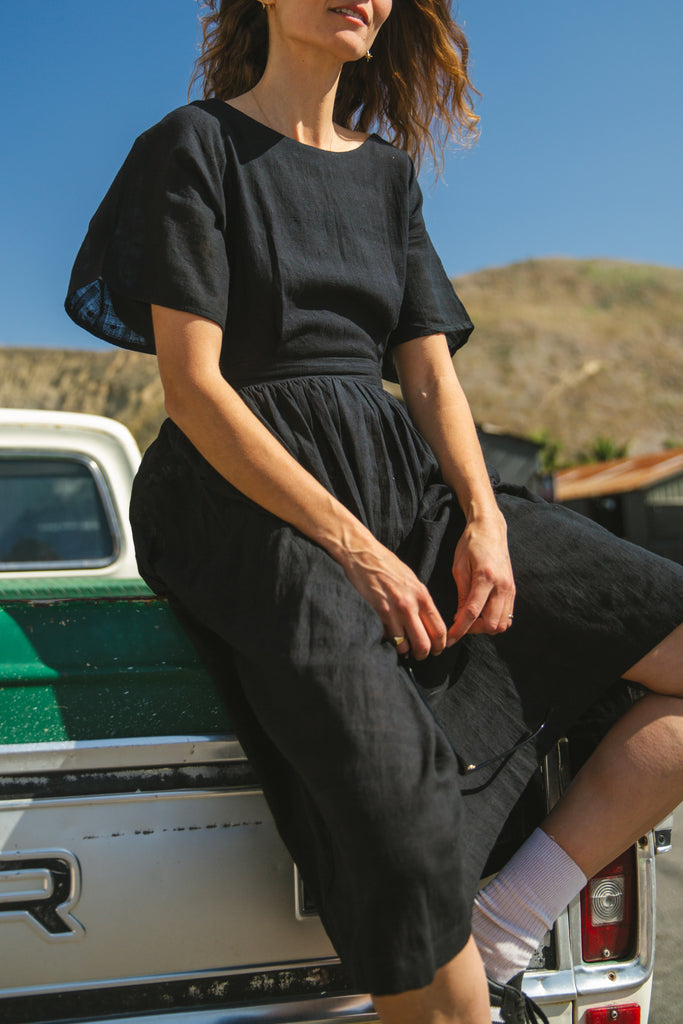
0, 409, 141, 579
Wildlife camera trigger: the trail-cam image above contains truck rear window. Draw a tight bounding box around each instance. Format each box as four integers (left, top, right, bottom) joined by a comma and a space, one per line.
0, 457, 118, 570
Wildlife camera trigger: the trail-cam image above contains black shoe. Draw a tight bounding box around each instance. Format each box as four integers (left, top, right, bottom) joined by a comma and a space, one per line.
488, 973, 549, 1024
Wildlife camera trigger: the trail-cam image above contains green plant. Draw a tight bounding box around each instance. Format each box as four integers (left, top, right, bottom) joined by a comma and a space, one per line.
577, 437, 629, 464
529, 430, 565, 474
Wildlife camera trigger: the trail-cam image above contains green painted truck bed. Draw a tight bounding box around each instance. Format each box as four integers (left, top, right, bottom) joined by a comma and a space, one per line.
0, 578, 231, 744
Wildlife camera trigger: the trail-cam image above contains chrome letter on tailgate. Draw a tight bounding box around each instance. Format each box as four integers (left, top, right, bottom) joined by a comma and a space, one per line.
0, 850, 84, 940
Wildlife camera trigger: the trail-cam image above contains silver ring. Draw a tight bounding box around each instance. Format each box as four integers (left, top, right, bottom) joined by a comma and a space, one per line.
508, 614, 514, 621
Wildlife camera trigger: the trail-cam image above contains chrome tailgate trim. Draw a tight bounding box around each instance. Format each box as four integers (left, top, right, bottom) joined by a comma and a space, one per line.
0, 736, 243, 774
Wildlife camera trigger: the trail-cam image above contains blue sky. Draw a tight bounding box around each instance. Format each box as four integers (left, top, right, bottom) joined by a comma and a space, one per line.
1, 0, 681, 350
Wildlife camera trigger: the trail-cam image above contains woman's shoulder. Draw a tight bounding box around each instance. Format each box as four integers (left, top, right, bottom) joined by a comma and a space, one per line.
364, 135, 419, 200
121, 99, 244, 185
366, 132, 411, 163
136, 99, 230, 150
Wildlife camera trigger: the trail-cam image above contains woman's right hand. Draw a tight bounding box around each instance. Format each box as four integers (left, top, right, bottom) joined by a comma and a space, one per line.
339, 540, 447, 660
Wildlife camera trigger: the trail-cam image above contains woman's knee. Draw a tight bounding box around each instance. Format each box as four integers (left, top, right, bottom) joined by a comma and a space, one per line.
623, 621, 683, 695
612, 692, 683, 777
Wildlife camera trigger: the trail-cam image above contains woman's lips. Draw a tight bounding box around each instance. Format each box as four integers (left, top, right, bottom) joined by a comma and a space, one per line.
330, 6, 369, 27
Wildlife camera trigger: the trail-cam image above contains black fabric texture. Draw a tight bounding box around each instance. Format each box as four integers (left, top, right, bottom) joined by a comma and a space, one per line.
66, 100, 683, 996
65, 99, 473, 384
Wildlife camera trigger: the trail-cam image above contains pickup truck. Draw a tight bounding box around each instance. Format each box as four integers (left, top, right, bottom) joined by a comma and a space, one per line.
0, 409, 671, 1024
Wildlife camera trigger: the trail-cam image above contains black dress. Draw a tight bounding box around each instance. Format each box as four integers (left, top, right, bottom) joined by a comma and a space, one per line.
66, 99, 683, 996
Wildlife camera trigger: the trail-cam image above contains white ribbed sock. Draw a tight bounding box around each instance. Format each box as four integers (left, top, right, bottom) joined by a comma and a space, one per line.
472, 828, 587, 987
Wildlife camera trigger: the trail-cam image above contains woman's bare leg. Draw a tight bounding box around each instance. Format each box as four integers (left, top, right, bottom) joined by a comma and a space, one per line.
372, 936, 490, 1024
472, 622, 683, 986
542, 621, 683, 876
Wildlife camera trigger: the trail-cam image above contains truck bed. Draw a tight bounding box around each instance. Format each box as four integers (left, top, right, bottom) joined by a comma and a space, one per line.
0, 579, 661, 1023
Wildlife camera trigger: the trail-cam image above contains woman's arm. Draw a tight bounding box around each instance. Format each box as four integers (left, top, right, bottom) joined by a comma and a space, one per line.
152, 305, 447, 658
394, 333, 516, 643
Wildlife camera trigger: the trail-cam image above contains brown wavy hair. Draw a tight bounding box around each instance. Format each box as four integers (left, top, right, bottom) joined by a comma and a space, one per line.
190, 0, 480, 169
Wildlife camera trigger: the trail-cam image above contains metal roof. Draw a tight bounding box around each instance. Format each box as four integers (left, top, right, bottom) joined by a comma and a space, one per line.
555, 448, 683, 501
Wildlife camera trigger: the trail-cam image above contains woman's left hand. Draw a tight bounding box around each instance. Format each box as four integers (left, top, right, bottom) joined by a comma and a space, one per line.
447, 510, 516, 645
394, 334, 516, 646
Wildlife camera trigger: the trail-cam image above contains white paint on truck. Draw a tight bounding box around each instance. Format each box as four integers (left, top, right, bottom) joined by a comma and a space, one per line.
0, 409, 141, 580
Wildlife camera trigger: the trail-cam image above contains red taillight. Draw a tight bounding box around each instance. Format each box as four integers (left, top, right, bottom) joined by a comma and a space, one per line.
585, 1006, 640, 1023
580, 847, 637, 962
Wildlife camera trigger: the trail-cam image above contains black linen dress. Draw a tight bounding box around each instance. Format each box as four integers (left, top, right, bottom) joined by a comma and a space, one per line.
66, 99, 683, 996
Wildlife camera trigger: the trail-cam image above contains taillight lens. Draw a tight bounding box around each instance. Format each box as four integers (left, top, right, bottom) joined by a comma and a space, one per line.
580, 847, 637, 962
585, 1006, 640, 1023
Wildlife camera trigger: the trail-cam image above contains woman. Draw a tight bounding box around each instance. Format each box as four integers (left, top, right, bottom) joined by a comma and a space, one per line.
66, 2, 683, 1021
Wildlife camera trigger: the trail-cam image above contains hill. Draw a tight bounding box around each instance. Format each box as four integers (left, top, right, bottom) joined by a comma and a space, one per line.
0, 345, 166, 452
452, 258, 683, 461
1, 258, 681, 459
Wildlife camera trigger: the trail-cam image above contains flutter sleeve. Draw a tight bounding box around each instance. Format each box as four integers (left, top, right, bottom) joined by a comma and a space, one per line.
65, 104, 229, 353
382, 160, 473, 382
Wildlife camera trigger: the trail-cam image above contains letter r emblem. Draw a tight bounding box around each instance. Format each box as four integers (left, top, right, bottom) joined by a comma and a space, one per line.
0, 850, 84, 940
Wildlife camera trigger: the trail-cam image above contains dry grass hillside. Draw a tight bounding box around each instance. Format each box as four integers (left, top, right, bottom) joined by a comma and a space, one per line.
0, 346, 166, 452
452, 258, 683, 461
1, 258, 681, 460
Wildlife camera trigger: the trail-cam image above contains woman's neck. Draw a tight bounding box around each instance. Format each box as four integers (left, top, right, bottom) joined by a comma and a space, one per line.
231, 40, 367, 152
254, 57, 341, 148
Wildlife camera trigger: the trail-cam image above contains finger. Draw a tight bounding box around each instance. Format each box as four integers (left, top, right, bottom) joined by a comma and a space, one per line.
447, 575, 493, 645
392, 598, 434, 661
387, 629, 411, 657
501, 596, 516, 632
451, 556, 472, 611
469, 587, 508, 635
467, 585, 516, 635
405, 613, 434, 660
408, 581, 448, 659
385, 609, 414, 658
491, 583, 516, 634
417, 596, 448, 656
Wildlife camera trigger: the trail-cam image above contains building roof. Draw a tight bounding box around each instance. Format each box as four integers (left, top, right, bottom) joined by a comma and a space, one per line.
555, 448, 683, 501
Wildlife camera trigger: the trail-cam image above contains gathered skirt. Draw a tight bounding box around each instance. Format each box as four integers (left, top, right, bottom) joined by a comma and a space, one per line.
130, 372, 683, 995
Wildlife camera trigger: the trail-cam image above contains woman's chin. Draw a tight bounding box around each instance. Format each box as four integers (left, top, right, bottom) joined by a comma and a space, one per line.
322, 32, 370, 65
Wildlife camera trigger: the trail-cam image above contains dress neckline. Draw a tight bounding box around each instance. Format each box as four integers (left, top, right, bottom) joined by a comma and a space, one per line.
217, 99, 376, 155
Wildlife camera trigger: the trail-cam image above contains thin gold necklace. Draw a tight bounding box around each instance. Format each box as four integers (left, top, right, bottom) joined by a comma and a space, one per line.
250, 89, 335, 152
